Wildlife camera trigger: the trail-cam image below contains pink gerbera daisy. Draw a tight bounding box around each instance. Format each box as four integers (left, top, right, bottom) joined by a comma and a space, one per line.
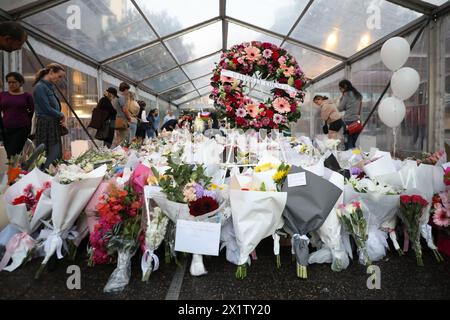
433, 206, 450, 227
245, 103, 261, 118
244, 46, 261, 61
272, 97, 291, 114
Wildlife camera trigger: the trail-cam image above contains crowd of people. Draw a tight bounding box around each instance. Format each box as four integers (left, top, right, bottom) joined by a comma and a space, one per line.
88, 82, 176, 147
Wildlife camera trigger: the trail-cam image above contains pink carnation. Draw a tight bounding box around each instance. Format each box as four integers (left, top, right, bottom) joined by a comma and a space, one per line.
262, 49, 273, 59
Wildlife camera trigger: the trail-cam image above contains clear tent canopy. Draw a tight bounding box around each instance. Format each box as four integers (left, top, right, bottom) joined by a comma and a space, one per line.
1, 0, 448, 109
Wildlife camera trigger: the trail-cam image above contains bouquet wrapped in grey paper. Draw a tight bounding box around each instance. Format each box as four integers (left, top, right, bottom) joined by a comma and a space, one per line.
282, 166, 342, 278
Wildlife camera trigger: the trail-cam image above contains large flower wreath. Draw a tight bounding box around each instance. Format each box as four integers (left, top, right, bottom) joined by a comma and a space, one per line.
210, 41, 306, 131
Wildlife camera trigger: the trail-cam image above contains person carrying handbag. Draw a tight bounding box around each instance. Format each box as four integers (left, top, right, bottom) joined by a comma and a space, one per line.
337, 80, 363, 150
112, 82, 131, 147
93, 88, 117, 148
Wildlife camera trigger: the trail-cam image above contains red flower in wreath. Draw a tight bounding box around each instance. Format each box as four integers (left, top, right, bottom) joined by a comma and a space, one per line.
210, 41, 306, 131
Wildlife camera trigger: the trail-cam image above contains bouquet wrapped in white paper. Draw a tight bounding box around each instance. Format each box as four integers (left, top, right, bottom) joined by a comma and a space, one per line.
0, 168, 53, 272
141, 202, 169, 282
229, 174, 287, 279
35, 165, 107, 278
344, 178, 400, 262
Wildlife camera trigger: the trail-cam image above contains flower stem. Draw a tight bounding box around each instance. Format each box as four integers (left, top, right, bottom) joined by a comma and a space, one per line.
34, 263, 46, 280
235, 265, 247, 280
276, 255, 281, 269
433, 249, 444, 263
416, 255, 424, 267
396, 248, 404, 256
296, 264, 307, 279
142, 269, 152, 282
165, 242, 171, 264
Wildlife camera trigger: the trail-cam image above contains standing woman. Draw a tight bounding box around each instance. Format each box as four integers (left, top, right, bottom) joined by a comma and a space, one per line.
127, 92, 140, 141
33, 63, 66, 168
337, 80, 363, 150
0, 72, 34, 158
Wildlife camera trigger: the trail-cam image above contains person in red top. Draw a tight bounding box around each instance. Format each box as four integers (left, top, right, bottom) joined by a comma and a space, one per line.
0, 72, 34, 158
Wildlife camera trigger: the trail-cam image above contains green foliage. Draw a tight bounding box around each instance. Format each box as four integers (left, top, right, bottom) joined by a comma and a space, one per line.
158, 155, 212, 203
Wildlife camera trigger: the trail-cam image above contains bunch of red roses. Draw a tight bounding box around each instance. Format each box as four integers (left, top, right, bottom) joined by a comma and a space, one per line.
398, 195, 428, 266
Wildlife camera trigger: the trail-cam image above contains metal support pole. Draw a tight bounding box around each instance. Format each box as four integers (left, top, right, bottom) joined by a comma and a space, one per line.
428, 16, 443, 152
96, 68, 103, 101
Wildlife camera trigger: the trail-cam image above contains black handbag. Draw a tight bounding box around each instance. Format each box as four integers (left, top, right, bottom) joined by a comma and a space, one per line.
95, 120, 111, 140
60, 124, 69, 136
322, 122, 329, 134
89, 108, 109, 130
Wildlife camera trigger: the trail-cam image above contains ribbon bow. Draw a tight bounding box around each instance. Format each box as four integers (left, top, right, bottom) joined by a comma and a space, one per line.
0, 233, 36, 272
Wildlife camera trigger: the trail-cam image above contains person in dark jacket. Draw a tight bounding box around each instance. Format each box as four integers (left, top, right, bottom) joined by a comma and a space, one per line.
135, 100, 147, 139
94, 87, 117, 148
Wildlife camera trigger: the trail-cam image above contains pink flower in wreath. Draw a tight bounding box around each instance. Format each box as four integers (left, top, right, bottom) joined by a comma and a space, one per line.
261, 117, 271, 126
272, 97, 291, 114
280, 64, 295, 77
237, 57, 244, 64
273, 114, 285, 124
278, 56, 287, 65
220, 75, 234, 84
257, 59, 267, 66
235, 108, 247, 118
244, 46, 262, 61
245, 103, 261, 118
262, 49, 273, 59
253, 121, 263, 129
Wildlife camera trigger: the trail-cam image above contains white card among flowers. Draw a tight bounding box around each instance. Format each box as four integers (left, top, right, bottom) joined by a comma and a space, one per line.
175, 220, 221, 256
288, 172, 307, 187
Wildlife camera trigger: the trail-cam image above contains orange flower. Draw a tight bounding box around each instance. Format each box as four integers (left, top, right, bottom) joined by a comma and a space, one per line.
245, 103, 261, 118
117, 190, 128, 198
7, 166, 22, 185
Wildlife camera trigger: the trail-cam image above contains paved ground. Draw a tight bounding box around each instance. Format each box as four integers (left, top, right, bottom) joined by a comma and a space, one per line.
1, 238, 449, 300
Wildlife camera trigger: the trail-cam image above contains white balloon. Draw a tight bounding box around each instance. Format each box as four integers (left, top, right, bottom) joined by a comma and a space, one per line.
391, 67, 420, 100
378, 97, 406, 128
380, 37, 410, 71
